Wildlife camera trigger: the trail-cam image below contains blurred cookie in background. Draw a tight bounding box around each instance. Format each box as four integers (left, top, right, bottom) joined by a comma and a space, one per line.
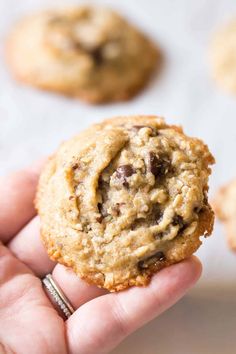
214, 179, 236, 251
210, 19, 236, 95
6, 6, 160, 104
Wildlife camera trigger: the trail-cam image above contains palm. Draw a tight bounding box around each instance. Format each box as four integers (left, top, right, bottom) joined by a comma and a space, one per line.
0, 164, 201, 354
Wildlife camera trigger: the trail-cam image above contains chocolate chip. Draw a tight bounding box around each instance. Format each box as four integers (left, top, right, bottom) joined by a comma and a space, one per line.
153, 232, 164, 240
147, 152, 171, 177
98, 176, 109, 188
72, 163, 79, 170
68, 40, 104, 65
97, 203, 108, 218
138, 251, 166, 270
96, 215, 103, 223
172, 215, 184, 228
153, 205, 163, 224
130, 223, 136, 231
116, 165, 135, 187
172, 215, 187, 234
89, 47, 103, 65
116, 165, 134, 178
149, 204, 163, 225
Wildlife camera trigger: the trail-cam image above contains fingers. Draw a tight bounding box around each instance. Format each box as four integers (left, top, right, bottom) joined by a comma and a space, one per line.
8, 216, 55, 277
0, 160, 45, 243
0, 243, 32, 285
52, 264, 107, 309
8, 213, 107, 308
67, 257, 202, 354
8, 211, 107, 309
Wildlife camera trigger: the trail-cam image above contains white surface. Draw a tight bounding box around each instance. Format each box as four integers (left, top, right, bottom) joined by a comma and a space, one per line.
1, 0, 236, 353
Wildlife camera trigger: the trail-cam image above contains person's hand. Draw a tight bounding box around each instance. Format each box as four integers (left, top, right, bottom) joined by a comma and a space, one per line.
0, 162, 202, 354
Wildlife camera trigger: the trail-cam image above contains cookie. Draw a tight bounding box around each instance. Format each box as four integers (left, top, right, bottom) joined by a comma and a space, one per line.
210, 19, 236, 94
36, 116, 215, 292
214, 179, 236, 250
6, 6, 159, 103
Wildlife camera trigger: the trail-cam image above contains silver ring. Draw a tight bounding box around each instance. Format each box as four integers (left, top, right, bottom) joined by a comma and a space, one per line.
42, 274, 74, 319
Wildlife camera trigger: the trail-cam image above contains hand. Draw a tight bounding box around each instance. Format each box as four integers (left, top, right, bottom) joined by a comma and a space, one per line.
0, 162, 202, 354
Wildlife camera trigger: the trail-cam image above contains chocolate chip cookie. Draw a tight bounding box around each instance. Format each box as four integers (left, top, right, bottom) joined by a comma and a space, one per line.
6, 6, 159, 103
36, 116, 215, 291
210, 19, 236, 94
214, 179, 236, 250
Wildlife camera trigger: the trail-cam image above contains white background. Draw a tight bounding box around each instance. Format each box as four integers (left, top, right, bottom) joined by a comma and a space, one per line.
1, 0, 236, 353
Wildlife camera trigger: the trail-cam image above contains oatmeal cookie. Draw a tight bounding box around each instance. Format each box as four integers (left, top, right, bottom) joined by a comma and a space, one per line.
6, 6, 159, 103
210, 19, 236, 94
214, 179, 236, 250
36, 116, 215, 291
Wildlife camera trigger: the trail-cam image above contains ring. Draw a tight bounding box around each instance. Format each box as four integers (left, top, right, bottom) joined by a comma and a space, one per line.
42, 274, 74, 319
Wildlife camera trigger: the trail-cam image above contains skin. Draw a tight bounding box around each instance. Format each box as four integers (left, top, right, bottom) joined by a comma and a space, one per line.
0, 161, 202, 354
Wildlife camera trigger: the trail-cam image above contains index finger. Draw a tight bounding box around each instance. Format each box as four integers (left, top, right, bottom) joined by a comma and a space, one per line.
0, 159, 45, 243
